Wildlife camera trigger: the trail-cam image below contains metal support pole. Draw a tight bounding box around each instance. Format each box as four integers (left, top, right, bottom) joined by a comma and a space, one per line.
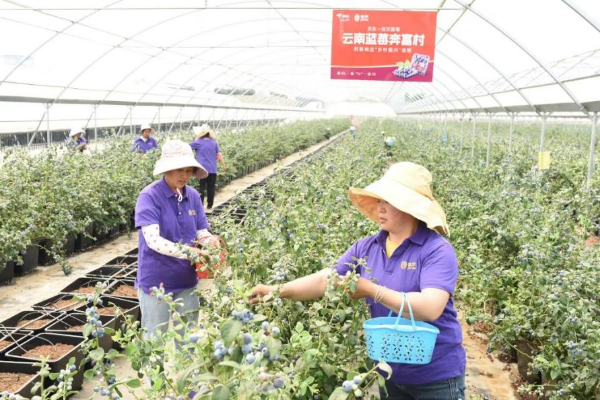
94, 104, 98, 151
46, 103, 51, 146
587, 112, 598, 188
486, 114, 492, 167
508, 113, 515, 159
540, 114, 548, 152
158, 107, 161, 134
471, 115, 476, 160
459, 115, 464, 153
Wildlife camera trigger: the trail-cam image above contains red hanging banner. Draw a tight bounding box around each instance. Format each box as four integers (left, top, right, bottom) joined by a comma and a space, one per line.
331, 10, 437, 82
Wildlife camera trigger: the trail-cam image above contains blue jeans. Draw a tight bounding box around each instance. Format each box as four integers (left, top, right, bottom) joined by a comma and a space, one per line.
380, 374, 466, 400
138, 286, 199, 340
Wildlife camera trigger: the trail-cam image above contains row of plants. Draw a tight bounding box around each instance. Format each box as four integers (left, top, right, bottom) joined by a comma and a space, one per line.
0, 119, 347, 278
5, 117, 598, 399
388, 118, 600, 399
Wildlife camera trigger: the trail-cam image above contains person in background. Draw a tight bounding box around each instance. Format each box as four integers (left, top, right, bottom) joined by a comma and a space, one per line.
131, 123, 158, 153
189, 124, 226, 210
69, 127, 87, 152
250, 162, 466, 400
135, 139, 219, 339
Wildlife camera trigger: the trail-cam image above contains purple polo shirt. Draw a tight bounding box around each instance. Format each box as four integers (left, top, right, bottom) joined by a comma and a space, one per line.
131, 136, 158, 153
135, 177, 209, 294
189, 138, 220, 174
77, 136, 87, 146
336, 222, 466, 385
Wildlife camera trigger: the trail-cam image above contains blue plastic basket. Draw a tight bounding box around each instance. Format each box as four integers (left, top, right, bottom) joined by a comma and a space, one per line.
363, 293, 440, 364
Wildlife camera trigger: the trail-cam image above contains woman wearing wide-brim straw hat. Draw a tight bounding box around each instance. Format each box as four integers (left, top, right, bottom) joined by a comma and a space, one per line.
135, 139, 220, 339
69, 127, 87, 152
250, 162, 466, 399
189, 124, 226, 210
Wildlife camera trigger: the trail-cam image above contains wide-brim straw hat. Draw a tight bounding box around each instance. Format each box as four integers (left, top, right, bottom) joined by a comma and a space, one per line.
348, 162, 449, 235
193, 124, 216, 140
153, 139, 208, 179
140, 123, 155, 135
69, 127, 85, 137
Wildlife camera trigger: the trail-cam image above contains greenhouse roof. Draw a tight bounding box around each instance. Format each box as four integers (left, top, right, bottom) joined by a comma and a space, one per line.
1, 0, 599, 132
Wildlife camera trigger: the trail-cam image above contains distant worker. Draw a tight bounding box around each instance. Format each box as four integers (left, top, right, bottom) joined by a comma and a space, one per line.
131, 123, 158, 153
189, 124, 226, 210
69, 127, 87, 152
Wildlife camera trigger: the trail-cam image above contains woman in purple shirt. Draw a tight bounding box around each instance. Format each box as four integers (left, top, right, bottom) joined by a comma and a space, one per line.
250, 162, 466, 400
189, 124, 226, 210
135, 140, 220, 339
69, 127, 87, 152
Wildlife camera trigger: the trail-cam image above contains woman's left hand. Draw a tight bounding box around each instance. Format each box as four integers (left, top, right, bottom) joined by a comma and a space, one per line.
349, 277, 375, 300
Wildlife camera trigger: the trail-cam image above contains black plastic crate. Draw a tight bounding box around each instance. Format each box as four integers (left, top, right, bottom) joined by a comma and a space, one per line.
46, 313, 115, 352
32, 294, 86, 312
0, 311, 63, 334
0, 360, 41, 397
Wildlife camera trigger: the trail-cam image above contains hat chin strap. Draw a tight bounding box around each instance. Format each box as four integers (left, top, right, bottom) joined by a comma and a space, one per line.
176, 187, 183, 202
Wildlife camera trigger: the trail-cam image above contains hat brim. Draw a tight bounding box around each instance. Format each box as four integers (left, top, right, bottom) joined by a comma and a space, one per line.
141, 127, 155, 135
153, 157, 208, 179
348, 177, 449, 235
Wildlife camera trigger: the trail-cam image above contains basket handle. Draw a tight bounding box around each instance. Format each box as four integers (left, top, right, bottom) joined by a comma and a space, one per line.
387, 292, 417, 332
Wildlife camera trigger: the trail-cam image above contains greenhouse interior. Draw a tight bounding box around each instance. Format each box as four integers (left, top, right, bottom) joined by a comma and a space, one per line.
0, 1, 599, 400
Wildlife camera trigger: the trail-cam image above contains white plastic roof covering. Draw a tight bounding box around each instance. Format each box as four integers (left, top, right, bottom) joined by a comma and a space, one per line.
0, 0, 599, 133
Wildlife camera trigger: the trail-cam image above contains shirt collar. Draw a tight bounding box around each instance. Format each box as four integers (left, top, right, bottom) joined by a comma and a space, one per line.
139, 136, 148, 142
376, 221, 428, 248
158, 177, 187, 199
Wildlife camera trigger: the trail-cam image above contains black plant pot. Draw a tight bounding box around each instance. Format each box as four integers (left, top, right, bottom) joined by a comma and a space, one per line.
5, 333, 86, 390
517, 340, 541, 384
59, 277, 112, 296
0, 332, 32, 359
0, 360, 41, 397
0, 311, 63, 335
14, 245, 39, 276
65, 234, 76, 256
107, 226, 120, 239
0, 261, 15, 285
75, 224, 95, 251
104, 256, 137, 268
37, 239, 56, 266
75, 296, 140, 339
32, 294, 86, 313
107, 279, 137, 301
124, 248, 138, 256
46, 313, 115, 352
85, 266, 128, 280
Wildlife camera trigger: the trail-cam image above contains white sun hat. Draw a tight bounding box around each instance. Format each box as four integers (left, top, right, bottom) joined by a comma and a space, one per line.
348, 162, 449, 235
192, 124, 216, 140
153, 139, 208, 179
140, 123, 155, 134
69, 127, 85, 137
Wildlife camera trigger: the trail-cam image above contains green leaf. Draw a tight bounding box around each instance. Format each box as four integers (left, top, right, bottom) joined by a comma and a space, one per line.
193, 373, 218, 383
84, 369, 95, 379
550, 368, 559, 380
106, 349, 120, 360
125, 378, 141, 388
328, 387, 350, 400
221, 319, 243, 347
83, 324, 93, 337
295, 322, 304, 333
89, 348, 105, 361
378, 361, 393, 379
251, 314, 267, 322
320, 363, 335, 377
211, 385, 231, 400
217, 361, 241, 370
176, 365, 197, 393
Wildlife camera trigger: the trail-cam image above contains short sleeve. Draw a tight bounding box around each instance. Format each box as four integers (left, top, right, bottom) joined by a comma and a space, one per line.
215, 142, 221, 154
335, 241, 365, 276
194, 195, 210, 231
419, 241, 459, 295
135, 192, 160, 229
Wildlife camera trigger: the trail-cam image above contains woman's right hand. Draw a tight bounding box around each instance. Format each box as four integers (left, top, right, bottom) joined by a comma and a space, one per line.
247, 284, 276, 304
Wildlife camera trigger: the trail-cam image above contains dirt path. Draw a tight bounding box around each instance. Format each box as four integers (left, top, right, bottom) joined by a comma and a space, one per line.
1, 131, 520, 399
